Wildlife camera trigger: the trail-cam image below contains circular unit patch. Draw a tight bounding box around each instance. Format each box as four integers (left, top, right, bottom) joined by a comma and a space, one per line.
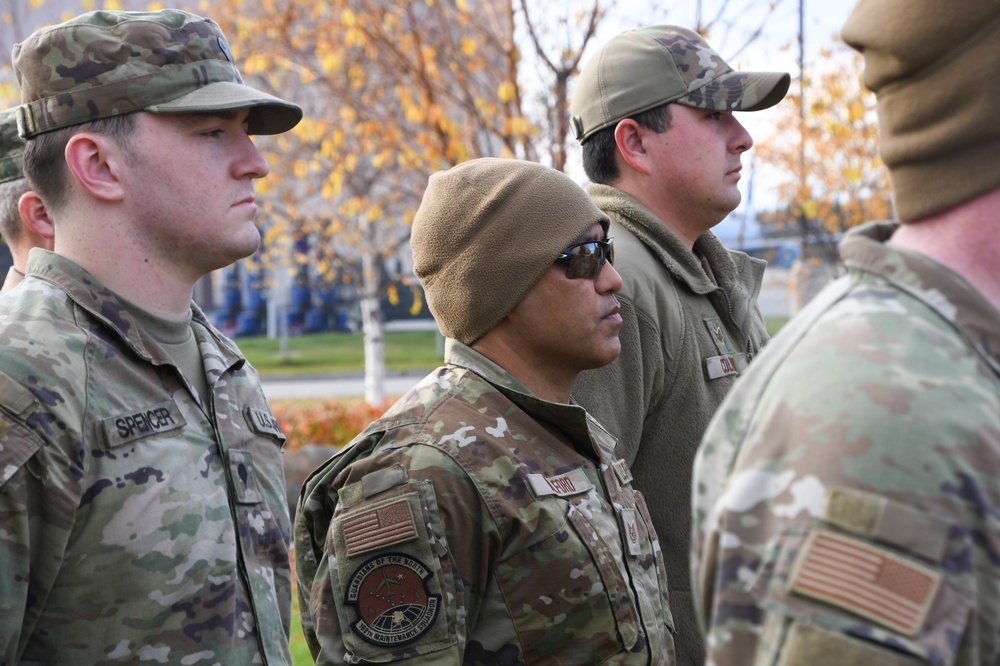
346, 552, 441, 647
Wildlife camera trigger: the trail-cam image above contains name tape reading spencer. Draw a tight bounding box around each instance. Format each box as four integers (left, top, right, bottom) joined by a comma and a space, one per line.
101, 400, 187, 448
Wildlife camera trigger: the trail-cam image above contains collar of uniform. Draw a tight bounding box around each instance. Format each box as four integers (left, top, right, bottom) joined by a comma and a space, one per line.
841, 220, 1000, 374
586, 182, 741, 295
443, 338, 596, 448
21, 249, 245, 372
188, 300, 246, 371
23, 249, 178, 363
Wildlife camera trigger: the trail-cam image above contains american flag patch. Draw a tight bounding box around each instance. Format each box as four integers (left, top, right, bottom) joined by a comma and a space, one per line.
789, 529, 941, 637
342, 498, 418, 558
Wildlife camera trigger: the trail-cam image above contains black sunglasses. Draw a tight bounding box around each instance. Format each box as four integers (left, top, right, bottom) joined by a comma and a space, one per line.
555, 238, 615, 279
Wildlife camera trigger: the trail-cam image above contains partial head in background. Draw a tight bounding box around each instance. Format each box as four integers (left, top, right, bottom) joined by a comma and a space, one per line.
0, 107, 53, 286
841, 0, 1000, 222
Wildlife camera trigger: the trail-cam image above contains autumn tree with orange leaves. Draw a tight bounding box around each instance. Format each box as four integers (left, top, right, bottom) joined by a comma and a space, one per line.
2, 0, 798, 404
0, 0, 613, 404
755, 41, 892, 265
209, 0, 547, 403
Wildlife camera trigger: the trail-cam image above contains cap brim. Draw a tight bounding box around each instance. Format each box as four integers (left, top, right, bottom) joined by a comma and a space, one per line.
146, 81, 303, 135
734, 71, 791, 111
678, 71, 791, 112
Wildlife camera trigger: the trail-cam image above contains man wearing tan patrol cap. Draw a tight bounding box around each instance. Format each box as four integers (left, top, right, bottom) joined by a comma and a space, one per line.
295, 158, 676, 665
0, 9, 301, 665
568, 24, 790, 665
692, 0, 1000, 664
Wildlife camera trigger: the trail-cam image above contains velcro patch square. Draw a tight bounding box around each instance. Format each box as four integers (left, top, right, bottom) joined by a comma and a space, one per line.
343, 498, 419, 558
789, 529, 941, 637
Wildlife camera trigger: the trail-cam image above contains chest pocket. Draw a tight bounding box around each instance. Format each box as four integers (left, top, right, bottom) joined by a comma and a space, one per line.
226, 449, 263, 505
495, 474, 638, 662
228, 406, 288, 505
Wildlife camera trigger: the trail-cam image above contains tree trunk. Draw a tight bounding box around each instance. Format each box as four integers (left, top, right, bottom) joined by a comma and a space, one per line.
361, 251, 386, 406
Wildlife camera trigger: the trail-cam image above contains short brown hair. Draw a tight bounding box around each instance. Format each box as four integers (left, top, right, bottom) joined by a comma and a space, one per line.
22, 113, 138, 214
582, 103, 672, 185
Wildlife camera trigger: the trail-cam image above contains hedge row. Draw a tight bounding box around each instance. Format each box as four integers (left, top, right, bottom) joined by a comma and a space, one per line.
270, 398, 395, 451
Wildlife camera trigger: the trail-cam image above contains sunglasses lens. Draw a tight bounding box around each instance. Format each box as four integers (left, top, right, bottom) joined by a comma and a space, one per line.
559, 239, 613, 279
566, 246, 600, 278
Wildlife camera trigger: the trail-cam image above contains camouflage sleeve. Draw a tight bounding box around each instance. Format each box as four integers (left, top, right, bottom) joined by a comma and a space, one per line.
0, 404, 82, 663
692, 303, 1000, 665
297, 441, 495, 664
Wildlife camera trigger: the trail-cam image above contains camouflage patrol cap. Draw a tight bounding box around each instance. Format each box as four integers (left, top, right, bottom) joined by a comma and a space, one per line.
0, 108, 25, 184
12, 9, 303, 139
571, 25, 790, 143
412, 158, 610, 345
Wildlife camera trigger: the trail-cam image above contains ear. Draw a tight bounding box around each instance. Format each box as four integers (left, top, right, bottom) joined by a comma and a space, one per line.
17, 191, 55, 250
64, 132, 126, 203
613, 119, 653, 175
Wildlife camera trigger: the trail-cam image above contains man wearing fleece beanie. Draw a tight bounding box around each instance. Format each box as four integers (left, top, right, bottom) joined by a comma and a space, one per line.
295, 158, 676, 665
691, 0, 1000, 664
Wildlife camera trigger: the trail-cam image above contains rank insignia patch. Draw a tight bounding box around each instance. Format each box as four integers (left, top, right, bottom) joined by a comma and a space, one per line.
346, 553, 441, 647
704, 317, 734, 354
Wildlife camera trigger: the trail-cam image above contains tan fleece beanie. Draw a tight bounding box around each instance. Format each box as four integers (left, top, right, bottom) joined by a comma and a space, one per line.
841, 0, 1000, 222
411, 158, 610, 345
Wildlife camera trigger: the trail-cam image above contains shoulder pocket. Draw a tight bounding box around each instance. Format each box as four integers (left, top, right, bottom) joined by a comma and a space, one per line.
328, 484, 457, 662
0, 371, 44, 491
749, 525, 971, 664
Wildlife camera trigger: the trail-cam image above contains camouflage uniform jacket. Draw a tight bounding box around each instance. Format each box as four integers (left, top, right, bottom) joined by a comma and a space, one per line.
572, 183, 769, 664
0, 251, 292, 665
692, 221, 1000, 665
295, 340, 676, 665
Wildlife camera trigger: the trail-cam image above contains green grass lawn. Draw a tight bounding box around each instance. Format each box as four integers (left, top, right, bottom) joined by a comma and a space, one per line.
291, 591, 313, 664
765, 315, 787, 337
237, 329, 444, 376
238, 317, 788, 379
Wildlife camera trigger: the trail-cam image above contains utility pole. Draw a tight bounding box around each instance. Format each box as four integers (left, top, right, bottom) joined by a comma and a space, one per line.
797, 0, 808, 251
789, 0, 810, 316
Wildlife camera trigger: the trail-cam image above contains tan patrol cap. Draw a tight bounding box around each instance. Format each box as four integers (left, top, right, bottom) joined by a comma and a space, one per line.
571, 25, 789, 144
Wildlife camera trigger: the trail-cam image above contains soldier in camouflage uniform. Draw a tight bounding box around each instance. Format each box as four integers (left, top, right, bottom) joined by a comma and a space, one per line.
692, 0, 1000, 663
0, 10, 302, 664
0, 107, 53, 293
567, 25, 790, 665
295, 158, 676, 664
